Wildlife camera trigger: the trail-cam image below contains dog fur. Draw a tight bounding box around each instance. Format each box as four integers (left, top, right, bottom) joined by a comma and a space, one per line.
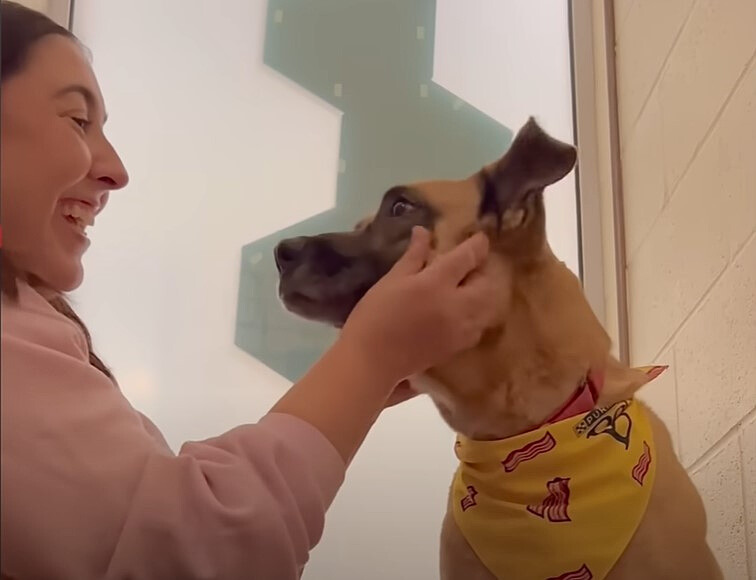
274, 118, 723, 579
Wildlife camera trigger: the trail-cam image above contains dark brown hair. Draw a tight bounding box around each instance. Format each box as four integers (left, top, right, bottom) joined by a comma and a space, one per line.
1, 1, 114, 380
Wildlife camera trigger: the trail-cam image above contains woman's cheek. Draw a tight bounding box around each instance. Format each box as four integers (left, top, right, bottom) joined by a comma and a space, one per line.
48, 125, 92, 191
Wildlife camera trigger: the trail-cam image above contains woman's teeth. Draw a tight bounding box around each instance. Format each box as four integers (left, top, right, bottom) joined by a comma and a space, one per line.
61, 202, 95, 235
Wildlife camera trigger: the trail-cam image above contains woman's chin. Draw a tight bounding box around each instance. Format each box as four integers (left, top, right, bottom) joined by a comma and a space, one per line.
58, 266, 84, 292
37, 258, 84, 293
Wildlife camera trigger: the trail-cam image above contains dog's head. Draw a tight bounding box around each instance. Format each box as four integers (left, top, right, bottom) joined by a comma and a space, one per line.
275, 118, 576, 328
275, 118, 654, 437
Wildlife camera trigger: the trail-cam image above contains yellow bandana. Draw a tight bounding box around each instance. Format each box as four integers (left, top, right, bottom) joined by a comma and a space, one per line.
451, 367, 665, 580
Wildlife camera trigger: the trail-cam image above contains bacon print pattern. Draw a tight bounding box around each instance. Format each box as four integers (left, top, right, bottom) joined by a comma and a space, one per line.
526, 477, 572, 522
547, 563, 593, 580
501, 431, 556, 473
460, 485, 478, 512
632, 441, 652, 486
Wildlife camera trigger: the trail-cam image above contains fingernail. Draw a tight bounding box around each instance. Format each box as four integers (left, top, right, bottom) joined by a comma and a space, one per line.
412, 226, 429, 244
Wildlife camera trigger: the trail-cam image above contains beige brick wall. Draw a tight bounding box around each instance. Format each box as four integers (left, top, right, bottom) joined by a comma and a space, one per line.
614, 0, 756, 577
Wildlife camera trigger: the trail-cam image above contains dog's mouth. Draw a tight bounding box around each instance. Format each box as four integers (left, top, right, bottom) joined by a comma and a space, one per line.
281, 292, 346, 327
274, 205, 421, 326
277, 256, 383, 327
279, 283, 365, 328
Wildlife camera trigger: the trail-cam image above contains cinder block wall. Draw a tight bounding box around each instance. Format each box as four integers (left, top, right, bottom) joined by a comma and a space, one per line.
613, 1, 756, 577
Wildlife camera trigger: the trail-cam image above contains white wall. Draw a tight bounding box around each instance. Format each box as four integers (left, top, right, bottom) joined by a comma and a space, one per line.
71, 1, 576, 578
614, 0, 756, 577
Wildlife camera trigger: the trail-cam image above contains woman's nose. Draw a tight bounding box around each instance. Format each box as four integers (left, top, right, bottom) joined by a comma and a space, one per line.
91, 137, 129, 191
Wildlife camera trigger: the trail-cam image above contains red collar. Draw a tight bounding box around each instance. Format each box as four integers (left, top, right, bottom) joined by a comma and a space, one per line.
536, 370, 604, 429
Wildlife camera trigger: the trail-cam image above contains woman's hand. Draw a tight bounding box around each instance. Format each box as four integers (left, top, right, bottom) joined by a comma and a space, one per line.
340, 226, 498, 389
273, 228, 498, 462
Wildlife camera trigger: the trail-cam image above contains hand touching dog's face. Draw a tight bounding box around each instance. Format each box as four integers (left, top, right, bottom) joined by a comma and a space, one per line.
274, 185, 436, 326
275, 118, 577, 327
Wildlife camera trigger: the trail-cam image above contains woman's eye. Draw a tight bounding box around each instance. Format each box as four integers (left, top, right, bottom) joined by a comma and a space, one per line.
70, 117, 90, 131
390, 199, 414, 217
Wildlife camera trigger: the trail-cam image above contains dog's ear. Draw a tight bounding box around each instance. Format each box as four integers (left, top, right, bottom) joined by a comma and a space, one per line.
479, 117, 576, 228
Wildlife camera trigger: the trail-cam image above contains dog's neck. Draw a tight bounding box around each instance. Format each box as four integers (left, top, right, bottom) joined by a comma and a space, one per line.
416, 359, 595, 440
413, 258, 649, 441
415, 355, 648, 440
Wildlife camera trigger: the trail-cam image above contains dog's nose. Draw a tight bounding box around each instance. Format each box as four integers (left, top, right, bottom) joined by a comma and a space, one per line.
274, 237, 308, 273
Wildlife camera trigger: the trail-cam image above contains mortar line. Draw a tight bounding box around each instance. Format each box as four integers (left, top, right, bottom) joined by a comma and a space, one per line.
663, 47, 756, 208
627, 47, 756, 266
687, 406, 756, 473
619, 0, 697, 148
648, 229, 756, 363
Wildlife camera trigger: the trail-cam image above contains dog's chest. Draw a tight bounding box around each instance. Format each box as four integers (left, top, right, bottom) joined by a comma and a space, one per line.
451, 399, 656, 580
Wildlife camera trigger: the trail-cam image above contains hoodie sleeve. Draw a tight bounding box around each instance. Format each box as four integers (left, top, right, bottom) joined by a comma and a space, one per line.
0, 286, 345, 580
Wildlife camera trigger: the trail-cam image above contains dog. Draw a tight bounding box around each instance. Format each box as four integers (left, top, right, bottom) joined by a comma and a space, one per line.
274, 118, 723, 580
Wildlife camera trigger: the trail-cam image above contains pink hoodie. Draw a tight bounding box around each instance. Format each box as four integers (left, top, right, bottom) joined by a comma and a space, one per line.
1, 282, 346, 579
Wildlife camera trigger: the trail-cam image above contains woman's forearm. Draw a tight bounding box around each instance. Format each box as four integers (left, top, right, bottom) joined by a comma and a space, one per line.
270, 230, 495, 466
270, 339, 396, 465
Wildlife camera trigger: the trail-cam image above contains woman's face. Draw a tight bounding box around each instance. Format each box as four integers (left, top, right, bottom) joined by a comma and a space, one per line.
1, 35, 128, 292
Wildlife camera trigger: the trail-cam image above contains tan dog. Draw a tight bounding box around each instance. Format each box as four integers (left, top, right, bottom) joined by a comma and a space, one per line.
274, 119, 722, 579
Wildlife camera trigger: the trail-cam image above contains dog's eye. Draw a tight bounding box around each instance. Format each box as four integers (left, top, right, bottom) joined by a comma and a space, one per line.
390, 199, 414, 217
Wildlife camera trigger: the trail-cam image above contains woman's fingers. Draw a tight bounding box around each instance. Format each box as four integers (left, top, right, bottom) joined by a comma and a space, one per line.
425, 232, 489, 285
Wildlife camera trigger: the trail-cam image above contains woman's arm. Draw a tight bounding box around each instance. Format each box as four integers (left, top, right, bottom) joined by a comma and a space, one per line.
2, 293, 344, 579
1, 230, 495, 580
272, 228, 495, 464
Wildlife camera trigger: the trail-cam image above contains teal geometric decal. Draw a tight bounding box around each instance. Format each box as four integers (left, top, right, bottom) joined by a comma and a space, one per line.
235, 0, 513, 382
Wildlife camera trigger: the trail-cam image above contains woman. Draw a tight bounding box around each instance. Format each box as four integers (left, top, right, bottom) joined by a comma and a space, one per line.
0, 2, 498, 578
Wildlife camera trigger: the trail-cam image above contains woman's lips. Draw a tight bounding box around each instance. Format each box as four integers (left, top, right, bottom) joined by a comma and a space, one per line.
59, 199, 96, 235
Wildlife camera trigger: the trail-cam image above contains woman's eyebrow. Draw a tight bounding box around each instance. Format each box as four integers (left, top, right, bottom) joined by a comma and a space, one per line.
54, 84, 108, 123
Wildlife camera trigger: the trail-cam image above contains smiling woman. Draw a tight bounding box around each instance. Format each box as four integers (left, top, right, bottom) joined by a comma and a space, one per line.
0, 3, 501, 578
0, 2, 127, 378
1, 32, 127, 292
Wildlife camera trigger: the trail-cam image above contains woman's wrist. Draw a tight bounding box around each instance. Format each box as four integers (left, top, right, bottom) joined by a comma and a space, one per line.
270, 335, 402, 464
328, 334, 401, 396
